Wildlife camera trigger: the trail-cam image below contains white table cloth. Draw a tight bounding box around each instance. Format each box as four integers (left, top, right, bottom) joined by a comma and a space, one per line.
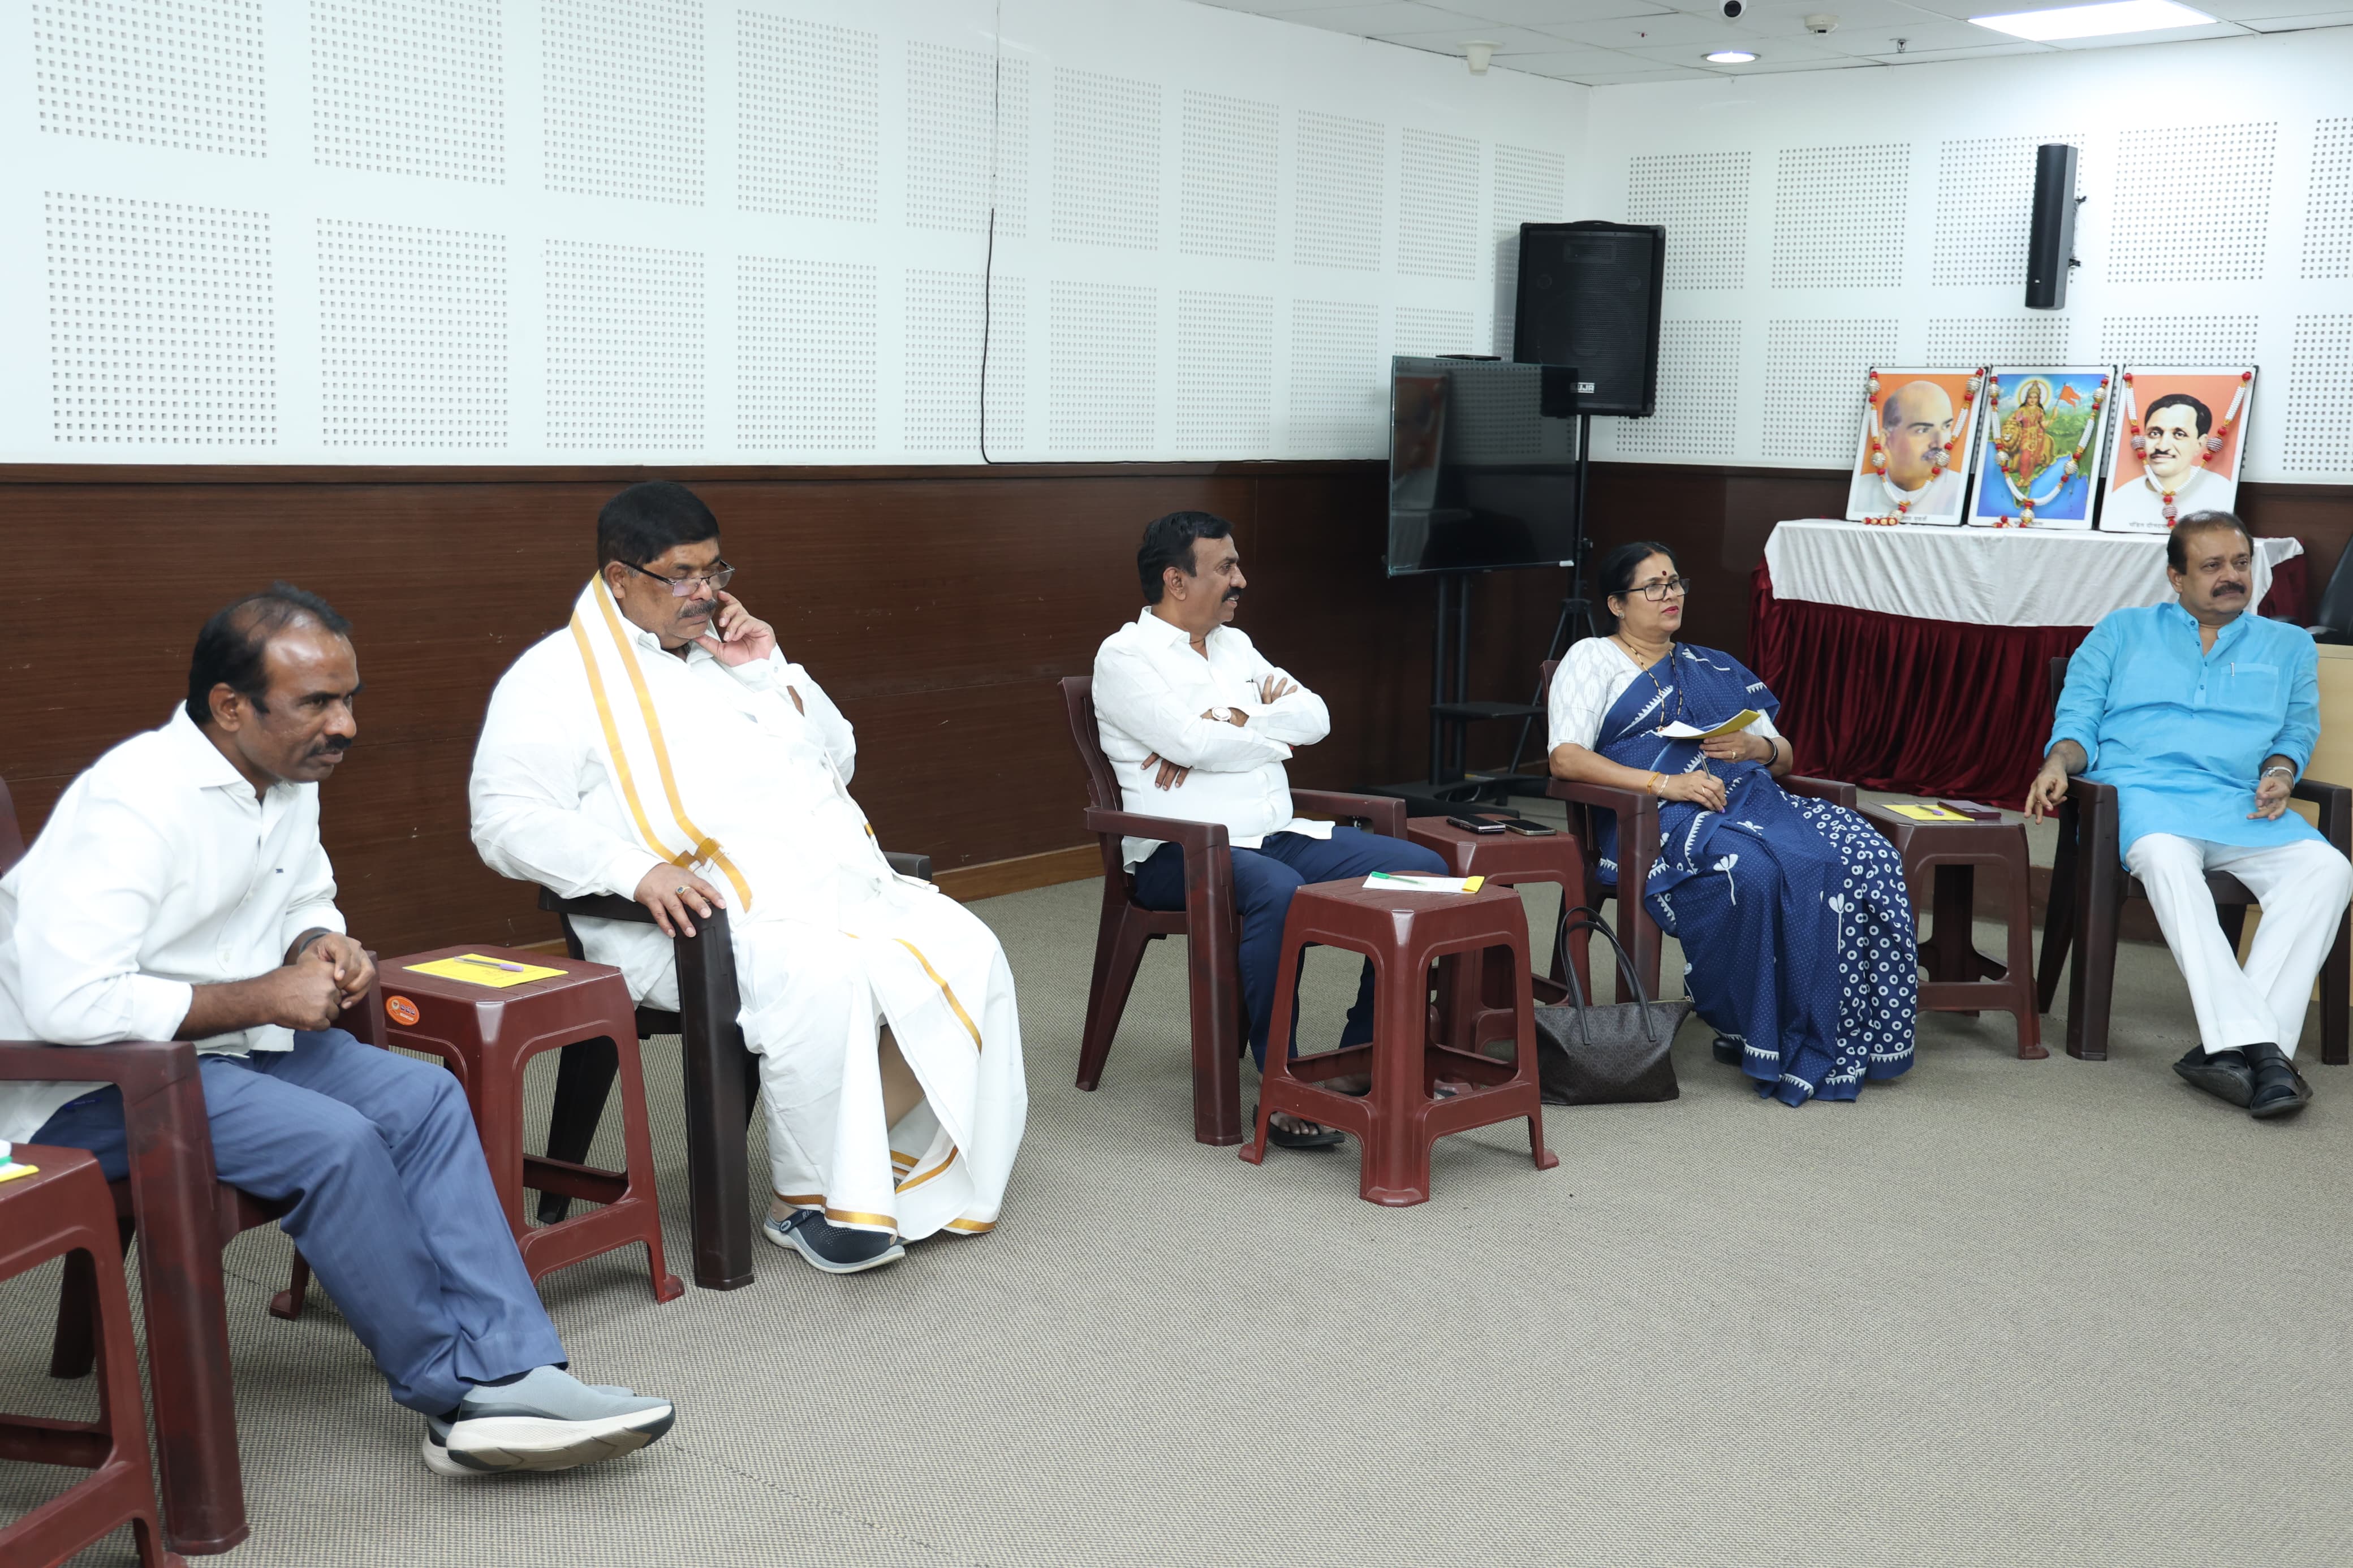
1764, 519, 2302, 629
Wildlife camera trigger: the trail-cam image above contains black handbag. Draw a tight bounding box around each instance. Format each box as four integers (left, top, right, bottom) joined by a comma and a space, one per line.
1532, 907, 1692, 1105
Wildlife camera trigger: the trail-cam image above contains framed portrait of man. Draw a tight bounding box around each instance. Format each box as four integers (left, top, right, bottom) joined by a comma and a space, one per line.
1964, 367, 2114, 529
2100, 368, 2256, 533
1845, 368, 1985, 525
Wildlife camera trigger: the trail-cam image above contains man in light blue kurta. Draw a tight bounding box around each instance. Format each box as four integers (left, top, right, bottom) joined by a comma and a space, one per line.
2027, 512, 2351, 1118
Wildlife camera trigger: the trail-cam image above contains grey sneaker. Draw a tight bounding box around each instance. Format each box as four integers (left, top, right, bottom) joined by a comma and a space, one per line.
763, 1208, 904, 1274
424, 1366, 673, 1475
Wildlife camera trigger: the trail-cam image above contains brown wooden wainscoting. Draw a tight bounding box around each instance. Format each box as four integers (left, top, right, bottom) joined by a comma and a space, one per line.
5, 461, 2336, 952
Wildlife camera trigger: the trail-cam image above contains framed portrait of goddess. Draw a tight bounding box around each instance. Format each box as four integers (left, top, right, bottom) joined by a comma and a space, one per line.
1845, 368, 1985, 525
2100, 367, 2256, 533
1964, 368, 2114, 529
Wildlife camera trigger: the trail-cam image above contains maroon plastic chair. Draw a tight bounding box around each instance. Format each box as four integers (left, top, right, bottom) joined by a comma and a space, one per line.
1058, 675, 1408, 1146
1537, 658, 1858, 996
0, 1147, 187, 1568
2034, 654, 2352, 1062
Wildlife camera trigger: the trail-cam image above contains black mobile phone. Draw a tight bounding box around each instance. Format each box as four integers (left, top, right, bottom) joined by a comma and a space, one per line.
1446, 815, 1508, 834
1502, 819, 1557, 836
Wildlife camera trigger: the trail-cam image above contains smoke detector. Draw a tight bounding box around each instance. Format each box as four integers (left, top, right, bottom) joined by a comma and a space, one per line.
1804, 11, 1839, 30
1464, 40, 1498, 72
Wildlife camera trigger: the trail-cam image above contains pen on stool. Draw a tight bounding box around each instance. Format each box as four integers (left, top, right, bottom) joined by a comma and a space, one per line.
452, 955, 528, 973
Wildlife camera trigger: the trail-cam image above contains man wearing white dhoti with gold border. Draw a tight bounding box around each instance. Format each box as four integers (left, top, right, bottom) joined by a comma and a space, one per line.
470, 482, 1024, 1274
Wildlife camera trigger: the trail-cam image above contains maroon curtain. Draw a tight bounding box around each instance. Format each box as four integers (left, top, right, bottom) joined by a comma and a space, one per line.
1747, 552, 2317, 805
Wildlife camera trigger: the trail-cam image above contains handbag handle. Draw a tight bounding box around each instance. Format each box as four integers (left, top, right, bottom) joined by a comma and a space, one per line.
1554, 905, 1667, 1046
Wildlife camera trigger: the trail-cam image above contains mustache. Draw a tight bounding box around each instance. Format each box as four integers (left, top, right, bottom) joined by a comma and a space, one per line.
308, 737, 353, 757
1223, 588, 1243, 603
2213, 582, 2246, 595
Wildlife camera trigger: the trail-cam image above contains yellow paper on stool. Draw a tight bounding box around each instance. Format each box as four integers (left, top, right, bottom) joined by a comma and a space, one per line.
0, 1160, 37, 1182
403, 953, 571, 988
1882, 803, 1975, 823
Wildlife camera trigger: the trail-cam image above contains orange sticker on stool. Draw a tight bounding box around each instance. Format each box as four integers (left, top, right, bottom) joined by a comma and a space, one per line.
385, 996, 421, 1027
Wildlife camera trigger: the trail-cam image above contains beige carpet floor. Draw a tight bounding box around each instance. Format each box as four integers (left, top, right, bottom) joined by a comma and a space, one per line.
7, 846, 2350, 1567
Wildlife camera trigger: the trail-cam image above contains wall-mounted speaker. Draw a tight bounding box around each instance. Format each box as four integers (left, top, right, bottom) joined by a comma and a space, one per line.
2025, 143, 2078, 311
1511, 221, 1665, 417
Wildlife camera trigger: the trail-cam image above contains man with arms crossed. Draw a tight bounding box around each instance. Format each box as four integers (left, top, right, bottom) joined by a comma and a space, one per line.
471, 482, 1024, 1274
2027, 512, 2352, 1117
1092, 511, 1450, 1146
0, 586, 674, 1475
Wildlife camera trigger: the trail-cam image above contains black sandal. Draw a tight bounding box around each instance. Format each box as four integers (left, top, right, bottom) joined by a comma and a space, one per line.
1260, 1108, 1344, 1149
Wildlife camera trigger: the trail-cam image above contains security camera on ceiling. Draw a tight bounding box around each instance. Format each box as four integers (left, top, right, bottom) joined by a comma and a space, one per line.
1721, 0, 1745, 18
1804, 11, 1839, 31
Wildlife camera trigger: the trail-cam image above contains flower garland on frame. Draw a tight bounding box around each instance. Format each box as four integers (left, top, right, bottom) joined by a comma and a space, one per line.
1989, 372, 2108, 528
1858, 368, 1980, 525
2118, 369, 2251, 526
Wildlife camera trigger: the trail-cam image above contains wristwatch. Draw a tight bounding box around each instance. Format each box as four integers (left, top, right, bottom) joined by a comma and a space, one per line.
1208, 706, 1233, 724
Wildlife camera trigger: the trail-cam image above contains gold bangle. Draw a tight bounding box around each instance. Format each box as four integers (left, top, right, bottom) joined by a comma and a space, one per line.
1648, 770, 1664, 797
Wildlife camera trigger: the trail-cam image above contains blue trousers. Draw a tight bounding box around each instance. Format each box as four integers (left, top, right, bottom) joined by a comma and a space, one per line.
1132, 826, 1449, 1066
32, 1029, 565, 1415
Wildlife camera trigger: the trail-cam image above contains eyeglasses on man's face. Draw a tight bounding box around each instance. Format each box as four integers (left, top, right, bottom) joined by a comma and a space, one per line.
621, 559, 735, 597
1632, 576, 1693, 602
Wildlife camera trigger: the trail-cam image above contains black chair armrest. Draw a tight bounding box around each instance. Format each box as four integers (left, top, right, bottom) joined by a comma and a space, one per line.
537, 888, 657, 924
2294, 776, 2353, 852
1782, 774, 1858, 809
1081, 809, 1233, 852
884, 850, 933, 882
1288, 789, 1407, 838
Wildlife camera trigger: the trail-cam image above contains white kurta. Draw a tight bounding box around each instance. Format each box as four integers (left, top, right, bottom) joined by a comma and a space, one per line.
469, 610, 1024, 1239
1846, 465, 1966, 523
2101, 466, 2229, 533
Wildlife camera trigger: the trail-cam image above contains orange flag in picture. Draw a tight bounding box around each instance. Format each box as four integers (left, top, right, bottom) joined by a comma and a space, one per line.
2058, 383, 2082, 405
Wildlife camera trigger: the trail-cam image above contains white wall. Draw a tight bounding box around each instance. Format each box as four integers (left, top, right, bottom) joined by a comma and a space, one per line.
1576, 28, 2353, 483
0, 0, 1587, 465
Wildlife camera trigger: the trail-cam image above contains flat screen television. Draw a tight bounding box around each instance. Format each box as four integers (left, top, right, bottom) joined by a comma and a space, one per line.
1386, 356, 1581, 576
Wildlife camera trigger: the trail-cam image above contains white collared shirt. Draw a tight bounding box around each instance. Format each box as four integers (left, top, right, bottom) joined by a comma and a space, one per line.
0, 709, 346, 1142
1091, 607, 1335, 869
469, 625, 863, 1009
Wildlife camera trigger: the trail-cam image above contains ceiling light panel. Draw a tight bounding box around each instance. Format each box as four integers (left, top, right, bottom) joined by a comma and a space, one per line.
1971, 0, 2218, 38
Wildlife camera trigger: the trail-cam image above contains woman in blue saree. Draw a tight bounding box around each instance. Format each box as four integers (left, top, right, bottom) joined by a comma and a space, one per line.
1547, 542, 1917, 1105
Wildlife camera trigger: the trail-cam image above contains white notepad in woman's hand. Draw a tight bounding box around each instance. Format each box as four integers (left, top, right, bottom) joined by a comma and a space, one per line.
1659, 709, 1762, 741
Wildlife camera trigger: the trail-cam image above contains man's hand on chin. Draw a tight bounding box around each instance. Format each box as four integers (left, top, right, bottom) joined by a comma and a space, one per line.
695, 590, 777, 667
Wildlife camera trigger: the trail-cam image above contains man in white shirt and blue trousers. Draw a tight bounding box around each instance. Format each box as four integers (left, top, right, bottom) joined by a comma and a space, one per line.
2027, 511, 2353, 1118
0, 586, 674, 1476
1092, 512, 1450, 1146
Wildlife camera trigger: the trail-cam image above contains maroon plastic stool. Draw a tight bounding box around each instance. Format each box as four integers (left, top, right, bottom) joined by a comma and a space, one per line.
1239, 879, 1558, 1206
1407, 817, 1592, 1054
360, 946, 683, 1301
1859, 806, 2046, 1060
1, 1147, 186, 1568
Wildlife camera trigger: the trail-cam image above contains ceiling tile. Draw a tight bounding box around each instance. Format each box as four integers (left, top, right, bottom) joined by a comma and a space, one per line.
1371, 21, 1611, 49
2242, 8, 2353, 24
1843, 36, 2055, 54
1449, 0, 1682, 26
1568, 10, 1778, 43
1555, 63, 1727, 76
1493, 42, 1675, 68
2041, 18, 2249, 41
1816, 17, 2038, 49
1614, 29, 1854, 53
1272, 3, 1498, 33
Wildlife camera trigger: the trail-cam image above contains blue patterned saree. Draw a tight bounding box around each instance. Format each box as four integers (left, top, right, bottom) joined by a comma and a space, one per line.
1593, 645, 1917, 1105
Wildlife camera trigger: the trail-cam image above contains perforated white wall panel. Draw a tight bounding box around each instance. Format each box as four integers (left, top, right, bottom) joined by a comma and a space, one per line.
1626, 152, 1748, 291
544, 240, 703, 451
1293, 110, 1385, 273
1398, 128, 1480, 281
318, 220, 505, 447
1584, 32, 2353, 481
1490, 144, 1565, 358
1932, 134, 2082, 288
2109, 122, 2276, 284
1052, 68, 1162, 252
1174, 291, 1273, 455
542, 0, 703, 206
904, 270, 1025, 456
1182, 91, 1278, 263
1288, 299, 1380, 457
2283, 315, 2353, 475
739, 257, 876, 452
311, 0, 503, 183
905, 42, 1028, 238
35, 0, 267, 157
45, 192, 276, 445
1394, 306, 1475, 358
1772, 144, 1909, 291
739, 15, 878, 224
2306, 118, 2353, 280
1612, 319, 1740, 461
1049, 280, 1157, 456
1761, 319, 1899, 464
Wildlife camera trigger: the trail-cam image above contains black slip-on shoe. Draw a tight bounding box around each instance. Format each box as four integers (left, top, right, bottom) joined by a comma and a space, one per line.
2246, 1043, 2313, 1119
1712, 1035, 1742, 1066
1260, 1108, 1344, 1149
763, 1209, 906, 1273
2173, 1045, 2255, 1108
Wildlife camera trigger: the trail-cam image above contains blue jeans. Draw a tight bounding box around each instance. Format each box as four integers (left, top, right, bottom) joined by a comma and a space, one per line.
1131, 826, 1450, 1066
32, 1029, 565, 1415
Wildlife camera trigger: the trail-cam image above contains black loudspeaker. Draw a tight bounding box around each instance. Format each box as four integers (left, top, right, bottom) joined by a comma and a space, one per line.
1511, 221, 1665, 417
2026, 143, 2078, 311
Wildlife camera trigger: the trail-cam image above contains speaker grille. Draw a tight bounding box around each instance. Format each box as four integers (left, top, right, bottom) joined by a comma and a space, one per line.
1627, 152, 1749, 290
2284, 313, 2353, 475
1772, 142, 1908, 290
1762, 318, 1897, 463
2303, 117, 2353, 280
2109, 122, 2276, 284
1513, 224, 1662, 414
